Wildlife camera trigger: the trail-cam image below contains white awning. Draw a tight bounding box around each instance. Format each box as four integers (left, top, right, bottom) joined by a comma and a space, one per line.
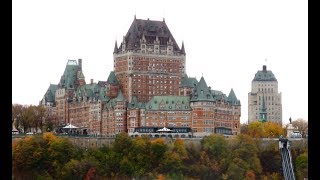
157, 127, 172, 132
62, 124, 78, 129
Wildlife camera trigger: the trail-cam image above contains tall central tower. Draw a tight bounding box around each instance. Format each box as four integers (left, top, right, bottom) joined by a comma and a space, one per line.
248, 65, 282, 125
113, 17, 186, 103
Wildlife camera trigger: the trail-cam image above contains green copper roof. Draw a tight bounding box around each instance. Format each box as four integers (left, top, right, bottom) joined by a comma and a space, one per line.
181, 75, 198, 87
227, 88, 241, 105
253, 65, 277, 81
116, 90, 125, 102
106, 98, 117, 109
128, 96, 139, 109
76, 83, 109, 101
138, 102, 146, 109
44, 84, 58, 102
98, 86, 109, 102
146, 96, 191, 111
107, 71, 119, 85
59, 60, 80, 89
190, 76, 215, 102
105, 90, 126, 109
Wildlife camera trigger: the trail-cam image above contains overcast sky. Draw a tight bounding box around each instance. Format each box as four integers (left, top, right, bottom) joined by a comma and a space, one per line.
13, 0, 307, 125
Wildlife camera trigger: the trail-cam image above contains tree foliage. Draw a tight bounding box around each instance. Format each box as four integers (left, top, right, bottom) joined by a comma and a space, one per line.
12, 104, 50, 133
291, 118, 308, 137
12, 133, 307, 179
295, 150, 308, 179
244, 121, 284, 138
229, 134, 262, 177
12, 104, 24, 130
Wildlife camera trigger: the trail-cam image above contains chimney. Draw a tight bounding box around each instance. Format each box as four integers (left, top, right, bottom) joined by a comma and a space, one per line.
90, 79, 93, 84
78, 59, 82, 70
263, 65, 267, 72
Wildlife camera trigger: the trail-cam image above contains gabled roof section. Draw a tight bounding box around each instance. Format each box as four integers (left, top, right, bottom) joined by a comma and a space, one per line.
98, 81, 107, 87
128, 96, 138, 109
116, 90, 125, 102
210, 90, 223, 96
75, 83, 109, 101
145, 96, 191, 111
190, 76, 214, 102
138, 102, 146, 109
78, 71, 85, 79
181, 75, 198, 88
227, 88, 241, 105
98, 86, 110, 102
119, 18, 182, 52
253, 65, 277, 81
196, 76, 208, 91
59, 60, 80, 89
107, 71, 119, 85
106, 98, 117, 109
44, 84, 58, 102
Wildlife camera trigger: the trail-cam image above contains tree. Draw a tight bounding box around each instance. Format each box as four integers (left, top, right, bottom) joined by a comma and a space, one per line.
44, 113, 58, 132
35, 105, 47, 133
295, 151, 308, 180
246, 122, 265, 138
60, 158, 99, 180
263, 122, 284, 138
240, 123, 249, 134
225, 158, 248, 179
112, 132, 133, 155
230, 134, 262, 176
200, 134, 231, 178
128, 136, 152, 177
291, 118, 308, 137
244, 121, 284, 138
259, 143, 282, 175
12, 136, 39, 176
20, 105, 35, 133
161, 139, 188, 175
12, 104, 24, 132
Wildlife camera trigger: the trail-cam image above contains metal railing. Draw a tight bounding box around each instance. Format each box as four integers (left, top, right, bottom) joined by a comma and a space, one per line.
279, 137, 296, 180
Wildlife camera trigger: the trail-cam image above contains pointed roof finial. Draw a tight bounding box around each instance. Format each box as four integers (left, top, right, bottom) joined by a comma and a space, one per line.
181, 41, 185, 55
163, 17, 165, 22
113, 40, 118, 54
134, 14, 136, 20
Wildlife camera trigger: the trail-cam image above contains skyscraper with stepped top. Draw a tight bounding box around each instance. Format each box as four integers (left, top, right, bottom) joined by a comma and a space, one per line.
248, 65, 282, 125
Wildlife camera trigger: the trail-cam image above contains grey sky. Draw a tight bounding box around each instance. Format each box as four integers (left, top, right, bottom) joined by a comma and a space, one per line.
12, 0, 308, 125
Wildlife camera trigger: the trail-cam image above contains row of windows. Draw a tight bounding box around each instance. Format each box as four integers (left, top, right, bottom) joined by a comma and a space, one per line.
258, 88, 274, 93
131, 57, 183, 63
258, 83, 276, 86
255, 116, 281, 119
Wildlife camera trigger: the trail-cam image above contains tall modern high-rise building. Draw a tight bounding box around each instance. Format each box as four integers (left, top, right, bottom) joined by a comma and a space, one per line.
248, 65, 282, 125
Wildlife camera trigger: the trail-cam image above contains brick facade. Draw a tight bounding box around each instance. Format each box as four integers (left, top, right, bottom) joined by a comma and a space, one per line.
40, 18, 241, 137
